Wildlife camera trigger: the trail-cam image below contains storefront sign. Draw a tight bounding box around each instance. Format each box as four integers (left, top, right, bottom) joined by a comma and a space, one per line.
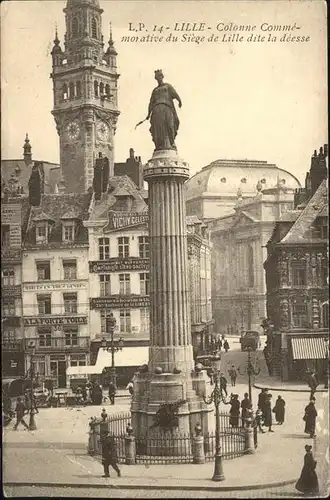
1, 204, 22, 224
2, 285, 21, 298
89, 258, 149, 273
23, 316, 88, 326
23, 281, 87, 292
90, 295, 150, 309
103, 211, 149, 232
10, 224, 22, 248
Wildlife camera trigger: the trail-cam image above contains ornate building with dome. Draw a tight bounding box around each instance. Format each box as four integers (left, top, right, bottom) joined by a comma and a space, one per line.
186, 158, 302, 335
185, 158, 301, 221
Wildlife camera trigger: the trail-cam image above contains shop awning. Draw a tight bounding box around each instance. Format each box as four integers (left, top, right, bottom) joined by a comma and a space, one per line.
95, 346, 149, 369
66, 365, 103, 376
291, 337, 327, 360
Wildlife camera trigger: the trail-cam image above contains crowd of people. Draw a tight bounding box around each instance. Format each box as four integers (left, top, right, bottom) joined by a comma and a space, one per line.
75, 380, 103, 406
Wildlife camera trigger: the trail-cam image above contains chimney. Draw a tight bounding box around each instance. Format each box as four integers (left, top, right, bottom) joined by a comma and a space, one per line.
129, 148, 134, 159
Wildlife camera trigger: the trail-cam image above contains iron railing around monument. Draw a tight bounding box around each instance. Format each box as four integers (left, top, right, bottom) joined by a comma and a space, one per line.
90, 411, 248, 464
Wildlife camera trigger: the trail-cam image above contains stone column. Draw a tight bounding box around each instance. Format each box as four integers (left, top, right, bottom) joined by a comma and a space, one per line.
144, 149, 194, 375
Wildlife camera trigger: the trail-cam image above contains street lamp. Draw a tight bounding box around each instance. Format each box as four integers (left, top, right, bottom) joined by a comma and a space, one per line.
203, 359, 231, 482
100, 313, 124, 402
27, 341, 37, 431
238, 346, 260, 404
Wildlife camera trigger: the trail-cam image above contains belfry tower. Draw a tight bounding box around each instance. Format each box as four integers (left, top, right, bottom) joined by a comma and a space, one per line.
50, 0, 119, 193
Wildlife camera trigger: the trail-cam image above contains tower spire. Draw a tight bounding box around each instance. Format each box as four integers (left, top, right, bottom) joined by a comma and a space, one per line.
23, 133, 32, 165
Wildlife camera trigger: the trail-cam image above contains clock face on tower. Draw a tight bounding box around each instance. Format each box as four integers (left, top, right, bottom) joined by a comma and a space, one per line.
96, 121, 110, 142
65, 120, 80, 141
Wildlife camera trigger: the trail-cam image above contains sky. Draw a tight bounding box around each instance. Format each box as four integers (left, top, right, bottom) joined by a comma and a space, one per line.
1, 0, 327, 183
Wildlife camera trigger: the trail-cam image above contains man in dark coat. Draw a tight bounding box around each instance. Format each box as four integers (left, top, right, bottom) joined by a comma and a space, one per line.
108, 382, 116, 405
263, 393, 274, 432
228, 365, 237, 387
273, 395, 286, 424
241, 393, 251, 427
295, 444, 319, 495
229, 394, 240, 428
101, 431, 121, 478
13, 397, 29, 430
219, 373, 228, 396
223, 340, 229, 353
307, 371, 319, 399
92, 382, 103, 405
304, 399, 317, 438
257, 388, 268, 421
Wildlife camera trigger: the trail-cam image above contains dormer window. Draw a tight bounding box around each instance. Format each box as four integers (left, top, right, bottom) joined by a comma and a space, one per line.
62, 222, 75, 242
36, 223, 48, 244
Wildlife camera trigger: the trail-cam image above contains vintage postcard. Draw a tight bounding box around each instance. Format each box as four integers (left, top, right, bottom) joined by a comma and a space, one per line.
1, 0, 328, 498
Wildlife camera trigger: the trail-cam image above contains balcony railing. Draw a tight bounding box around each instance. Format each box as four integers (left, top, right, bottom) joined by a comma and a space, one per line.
24, 337, 90, 350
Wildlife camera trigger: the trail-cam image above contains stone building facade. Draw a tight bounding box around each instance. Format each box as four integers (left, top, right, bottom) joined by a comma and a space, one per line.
208, 179, 296, 334
264, 146, 328, 381
21, 191, 92, 388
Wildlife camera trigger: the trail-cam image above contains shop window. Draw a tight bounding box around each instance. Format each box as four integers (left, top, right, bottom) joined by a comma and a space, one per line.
119, 274, 130, 295
100, 274, 111, 296
138, 236, 149, 258
37, 327, 52, 347
62, 222, 75, 242
36, 223, 48, 244
140, 308, 149, 333
63, 259, 77, 280
100, 309, 114, 334
292, 301, 308, 328
3, 300, 16, 316
139, 273, 149, 295
64, 326, 78, 346
63, 293, 77, 313
99, 238, 110, 260
2, 268, 15, 286
292, 262, 307, 286
36, 261, 51, 280
70, 354, 86, 367
37, 294, 52, 315
118, 237, 129, 258
119, 309, 131, 333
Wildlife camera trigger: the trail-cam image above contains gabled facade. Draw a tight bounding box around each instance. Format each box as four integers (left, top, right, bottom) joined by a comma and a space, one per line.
264, 145, 328, 381
21, 191, 92, 388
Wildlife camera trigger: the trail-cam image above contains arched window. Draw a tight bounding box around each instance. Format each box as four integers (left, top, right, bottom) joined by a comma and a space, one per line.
99, 238, 110, 260
76, 81, 81, 98
94, 81, 99, 98
105, 84, 110, 98
247, 244, 254, 287
91, 17, 97, 38
69, 82, 75, 99
99, 82, 104, 96
63, 83, 68, 100
72, 17, 78, 37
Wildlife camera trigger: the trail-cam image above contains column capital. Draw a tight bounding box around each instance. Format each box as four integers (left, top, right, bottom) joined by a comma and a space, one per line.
143, 150, 190, 182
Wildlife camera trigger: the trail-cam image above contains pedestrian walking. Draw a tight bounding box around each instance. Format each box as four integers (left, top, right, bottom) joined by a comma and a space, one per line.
92, 381, 103, 405
217, 339, 222, 352
13, 397, 29, 430
126, 380, 134, 396
219, 373, 228, 396
303, 399, 317, 438
273, 395, 286, 424
228, 365, 237, 387
101, 431, 121, 478
241, 392, 251, 426
263, 393, 274, 432
85, 381, 93, 404
257, 388, 268, 421
255, 408, 266, 433
223, 339, 229, 353
295, 444, 319, 496
108, 382, 116, 405
229, 394, 240, 428
307, 370, 319, 399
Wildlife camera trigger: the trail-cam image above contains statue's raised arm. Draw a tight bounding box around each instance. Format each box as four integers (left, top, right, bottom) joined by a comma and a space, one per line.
146, 70, 182, 151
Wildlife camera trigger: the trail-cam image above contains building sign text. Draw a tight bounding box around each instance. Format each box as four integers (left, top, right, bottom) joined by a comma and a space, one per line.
23, 281, 87, 292
89, 258, 149, 273
90, 295, 150, 309
104, 211, 149, 232
23, 316, 88, 326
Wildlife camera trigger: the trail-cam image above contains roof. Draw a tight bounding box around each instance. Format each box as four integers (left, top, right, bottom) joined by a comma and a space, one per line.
280, 180, 328, 245
23, 192, 92, 247
89, 175, 147, 221
1, 159, 60, 195
186, 159, 301, 201
278, 210, 301, 222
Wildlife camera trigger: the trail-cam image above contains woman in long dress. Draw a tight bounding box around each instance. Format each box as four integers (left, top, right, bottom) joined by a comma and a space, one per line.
147, 70, 182, 151
273, 395, 286, 424
295, 444, 319, 495
304, 399, 317, 438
